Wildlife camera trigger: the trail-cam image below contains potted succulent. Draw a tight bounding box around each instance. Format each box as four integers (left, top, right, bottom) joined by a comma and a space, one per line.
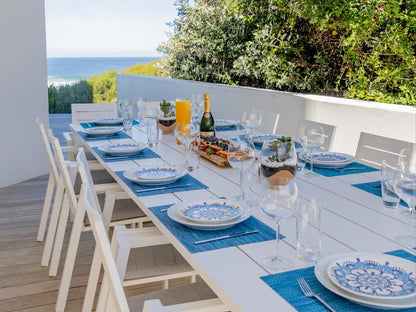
157, 100, 176, 134
260, 136, 297, 185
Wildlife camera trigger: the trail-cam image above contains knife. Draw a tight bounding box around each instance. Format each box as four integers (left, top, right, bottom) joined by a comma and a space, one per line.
136, 183, 191, 193
194, 230, 259, 245
105, 155, 146, 160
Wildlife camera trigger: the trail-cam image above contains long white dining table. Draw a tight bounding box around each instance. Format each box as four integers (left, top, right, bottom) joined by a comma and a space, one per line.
70, 123, 415, 312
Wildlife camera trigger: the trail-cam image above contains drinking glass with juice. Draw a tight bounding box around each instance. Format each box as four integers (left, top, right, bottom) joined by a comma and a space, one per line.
175, 99, 191, 142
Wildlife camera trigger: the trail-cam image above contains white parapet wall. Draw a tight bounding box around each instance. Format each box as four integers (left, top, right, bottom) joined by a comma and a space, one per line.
118, 74, 416, 155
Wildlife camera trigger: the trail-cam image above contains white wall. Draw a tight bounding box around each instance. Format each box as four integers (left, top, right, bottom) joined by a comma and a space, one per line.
118, 74, 416, 155
0, 0, 49, 188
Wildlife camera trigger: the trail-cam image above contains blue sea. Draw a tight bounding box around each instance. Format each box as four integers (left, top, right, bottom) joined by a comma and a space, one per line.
47, 57, 160, 86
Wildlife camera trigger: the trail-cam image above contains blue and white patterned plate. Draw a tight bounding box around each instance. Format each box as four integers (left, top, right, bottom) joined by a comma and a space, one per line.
178, 200, 247, 223
134, 167, 183, 180
98, 143, 146, 156
123, 167, 187, 185
303, 152, 354, 163
168, 203, 251, 230
81, 127, 123, 137
215, 119, 237, 128
327, 253, 416, 300
298, 152, 355, 168
92, 118, 123, 125
252, 134, 280, 146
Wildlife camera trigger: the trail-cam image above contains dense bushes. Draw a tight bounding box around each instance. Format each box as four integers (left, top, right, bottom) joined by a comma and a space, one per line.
48, 60, 161, 113
158, 0, 415, 105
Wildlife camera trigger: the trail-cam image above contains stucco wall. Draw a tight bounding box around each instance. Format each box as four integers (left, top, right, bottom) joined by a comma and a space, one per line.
0, 0, 49, 187
118, 74, 416, 155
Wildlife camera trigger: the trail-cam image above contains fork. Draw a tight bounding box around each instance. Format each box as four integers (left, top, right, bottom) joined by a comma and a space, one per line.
335, 167, 365, 172
297, 278, 337, 312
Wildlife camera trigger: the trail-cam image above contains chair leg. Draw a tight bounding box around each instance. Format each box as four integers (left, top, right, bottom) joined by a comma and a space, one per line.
102, 192, 116, 233
41, 177, 65, 266
81, 247, 102, 312
49, 194, 70, 276
37, 174, 55, 242
55, 199, 86, 312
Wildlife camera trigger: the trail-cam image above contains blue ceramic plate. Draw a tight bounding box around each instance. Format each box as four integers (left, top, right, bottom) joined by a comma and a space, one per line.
123, 167, 187, 185
327, 253, 416, 300
252, 134, 280, 146
215, 119, 237, 128
81, 127, 123, 137
92, 118, 123, 125
98, 143, 146, 156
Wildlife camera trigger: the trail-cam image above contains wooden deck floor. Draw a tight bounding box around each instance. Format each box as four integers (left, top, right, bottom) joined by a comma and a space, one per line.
0, 175, 177, 311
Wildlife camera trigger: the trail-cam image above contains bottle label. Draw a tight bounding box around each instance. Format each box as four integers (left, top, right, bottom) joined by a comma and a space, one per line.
200, 131, 215, 137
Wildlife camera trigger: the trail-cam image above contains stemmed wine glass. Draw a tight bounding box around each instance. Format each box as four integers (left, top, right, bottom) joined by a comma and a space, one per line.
392, 149, 416, 248
242, 110, 262, 139
228, 136, 256, 201
175, 122, 200, 171
298, 126, 324, 177
259, 177, 298, 270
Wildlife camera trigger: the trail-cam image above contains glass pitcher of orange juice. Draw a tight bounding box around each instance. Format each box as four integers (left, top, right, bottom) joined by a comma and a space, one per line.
175, 99, 191, 142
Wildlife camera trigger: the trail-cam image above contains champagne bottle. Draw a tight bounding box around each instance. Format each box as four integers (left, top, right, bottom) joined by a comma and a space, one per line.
200, 93, 215, 137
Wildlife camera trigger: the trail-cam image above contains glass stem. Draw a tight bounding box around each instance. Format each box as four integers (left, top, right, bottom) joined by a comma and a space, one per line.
310, 150, 314, 173
274, 220, 281, 261
184, 141, 190, 168
240, 169, 245, 200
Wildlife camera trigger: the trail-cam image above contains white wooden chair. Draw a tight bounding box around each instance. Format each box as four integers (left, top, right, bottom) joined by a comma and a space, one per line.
355, 132, 415, 169
257, 112, 280, 135
296, 119, 337, 151
44, 134, 149, 276
71, 102, 118, 123
78, 183, 226, 312
74, 149, 196, 312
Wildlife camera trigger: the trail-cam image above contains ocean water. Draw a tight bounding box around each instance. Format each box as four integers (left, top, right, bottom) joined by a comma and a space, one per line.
47, 57, 160, 86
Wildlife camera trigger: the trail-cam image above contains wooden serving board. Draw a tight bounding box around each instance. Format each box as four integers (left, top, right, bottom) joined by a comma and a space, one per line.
190, 145, 230, 167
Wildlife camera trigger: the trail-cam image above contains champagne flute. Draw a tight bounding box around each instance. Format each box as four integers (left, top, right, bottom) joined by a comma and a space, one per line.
259, 177, 298, 270
228, 137, 256, 201
299, 126, 324, 177
392, 149, 416, 248
242, 110, 262, 139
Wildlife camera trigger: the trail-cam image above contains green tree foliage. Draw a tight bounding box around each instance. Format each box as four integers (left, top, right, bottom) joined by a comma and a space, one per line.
48, 80, 93, 113
87, 70, 117, 103
158, 0, 415, 105
120, 60, 161, 76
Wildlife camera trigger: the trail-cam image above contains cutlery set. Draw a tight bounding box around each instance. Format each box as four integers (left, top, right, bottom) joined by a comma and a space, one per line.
136, 183, 191, 193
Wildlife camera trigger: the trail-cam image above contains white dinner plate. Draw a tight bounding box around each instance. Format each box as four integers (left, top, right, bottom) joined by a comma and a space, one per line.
177, 199, 247, 223
215, 119, 237, 128
81, 127, 123, 137
133, 166, 185, 180
252, 134, 281, 146
123, 167, 187, 186
92, 118, 123, 125
298, 152, 354, 169
167, 203, 251, 230
98, 143, 147, 156
315, 252, 416, 310
327, 254, 415, 300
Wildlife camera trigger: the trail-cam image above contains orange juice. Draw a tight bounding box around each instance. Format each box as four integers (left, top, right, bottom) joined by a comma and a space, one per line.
175, 99, 191, 142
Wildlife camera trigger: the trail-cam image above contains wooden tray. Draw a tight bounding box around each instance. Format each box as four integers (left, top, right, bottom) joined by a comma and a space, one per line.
191, 145, 230, 167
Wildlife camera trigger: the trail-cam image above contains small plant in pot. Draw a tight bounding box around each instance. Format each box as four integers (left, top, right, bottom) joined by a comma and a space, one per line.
158, 100, 176, 134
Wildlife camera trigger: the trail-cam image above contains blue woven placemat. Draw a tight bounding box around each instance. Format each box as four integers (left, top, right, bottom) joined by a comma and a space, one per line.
305, 162, 379, 177
92, 146, 160, 162
149, 204, 278, 253
261, 249, 416, 312
115, 171, 208, 196
77, 131, 131, 142
80, 120, 139, 128
352, 181, 408, 207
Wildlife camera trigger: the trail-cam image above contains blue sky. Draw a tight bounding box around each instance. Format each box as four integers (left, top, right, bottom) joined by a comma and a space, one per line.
45, 0, 178, 57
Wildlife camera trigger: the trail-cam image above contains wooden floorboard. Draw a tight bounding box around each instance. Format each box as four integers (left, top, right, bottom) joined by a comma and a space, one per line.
0, 175, 193, 311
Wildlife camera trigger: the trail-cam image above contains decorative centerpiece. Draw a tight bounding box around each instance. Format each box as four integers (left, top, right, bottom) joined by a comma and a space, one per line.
260, 136, 297, 185
157, 100, 176, 134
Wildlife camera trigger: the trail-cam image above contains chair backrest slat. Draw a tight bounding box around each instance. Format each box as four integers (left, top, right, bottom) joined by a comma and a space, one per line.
355, 132, 415, 168
80, 184, 130, 312
296, 119, 337, 152
71, 103, 118, 124
36, 118, 59, 182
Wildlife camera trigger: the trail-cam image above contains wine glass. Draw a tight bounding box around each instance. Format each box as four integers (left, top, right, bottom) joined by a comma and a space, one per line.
175, 122, 200, 171
259, 177, 298, 270
228, 136, 256, 201
298, 126, 324, 177
242, 110, 262, 139
191, 94, 204, 123
392, 149, 416, 248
